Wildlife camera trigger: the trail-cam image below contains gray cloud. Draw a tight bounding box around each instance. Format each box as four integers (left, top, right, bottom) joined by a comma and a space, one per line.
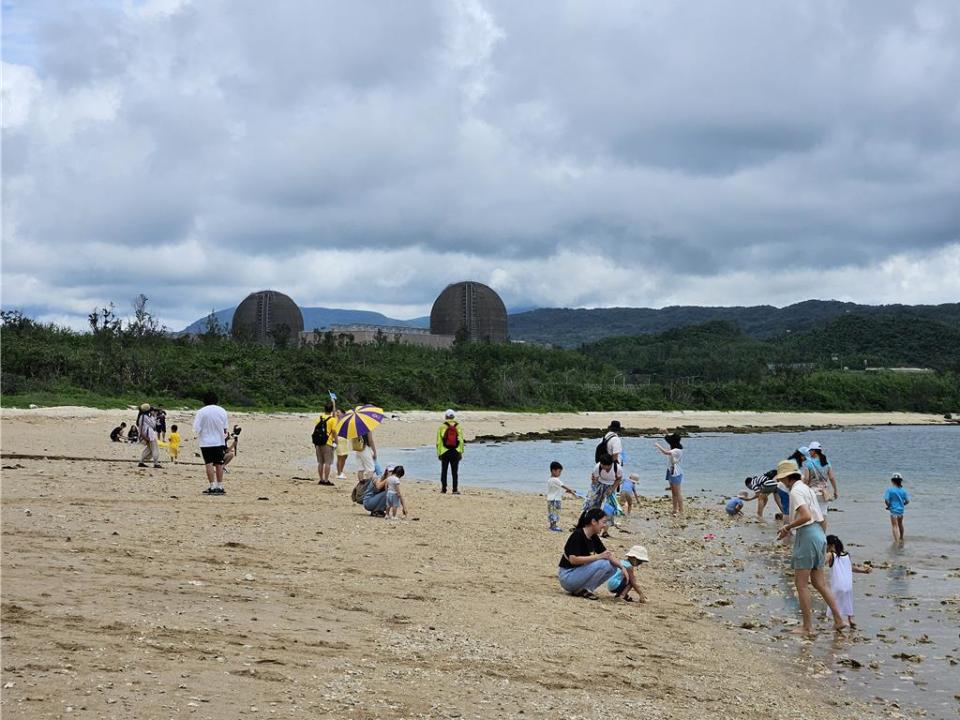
2, 0, 959, 330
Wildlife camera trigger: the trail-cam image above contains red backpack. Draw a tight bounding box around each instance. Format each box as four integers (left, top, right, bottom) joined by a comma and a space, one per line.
442, 423, 459, 450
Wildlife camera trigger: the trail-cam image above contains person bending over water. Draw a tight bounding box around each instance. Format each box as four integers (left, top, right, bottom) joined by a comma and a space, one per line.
557, 508, 619, 600
775, 459, 846, 637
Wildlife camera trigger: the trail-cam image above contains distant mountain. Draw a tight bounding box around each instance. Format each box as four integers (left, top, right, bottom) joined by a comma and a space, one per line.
508, 300, 960, 347
181, 307, 430, 334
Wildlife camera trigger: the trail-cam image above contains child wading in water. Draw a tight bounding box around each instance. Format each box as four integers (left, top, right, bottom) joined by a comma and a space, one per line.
384, 465, 407, 520
825, 534, 871, 629
546, 461, 578, 532
606, 545, 649, 603
884, 473, 909, 543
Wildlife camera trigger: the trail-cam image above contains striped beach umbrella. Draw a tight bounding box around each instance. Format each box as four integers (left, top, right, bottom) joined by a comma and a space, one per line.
335, 404, 384, 439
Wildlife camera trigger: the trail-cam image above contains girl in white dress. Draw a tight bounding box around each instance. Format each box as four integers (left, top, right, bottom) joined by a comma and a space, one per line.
825, 534, 871, 628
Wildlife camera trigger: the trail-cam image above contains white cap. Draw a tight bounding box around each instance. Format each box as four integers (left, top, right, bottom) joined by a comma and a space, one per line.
444, 409, 456, 419
625, 545, 649, 563
808, 441, 822, 451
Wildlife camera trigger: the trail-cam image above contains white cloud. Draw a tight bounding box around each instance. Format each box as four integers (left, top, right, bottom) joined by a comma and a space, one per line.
2, 0, 959, 331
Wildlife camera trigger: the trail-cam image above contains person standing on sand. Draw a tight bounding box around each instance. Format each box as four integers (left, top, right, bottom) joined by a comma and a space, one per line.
136, 404, 162, 469
557, 508, 620, 600
334, 408, 350, 480
312, 400, 337, 485
436, 409, 464, 494
193, 391, 229, 495
774, 459, 846, 637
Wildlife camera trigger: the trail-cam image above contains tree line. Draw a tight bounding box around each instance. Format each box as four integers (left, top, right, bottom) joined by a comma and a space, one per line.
2, 305, 958, 413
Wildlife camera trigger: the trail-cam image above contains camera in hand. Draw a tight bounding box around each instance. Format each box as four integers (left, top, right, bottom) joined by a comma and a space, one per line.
232, 425, 242, 437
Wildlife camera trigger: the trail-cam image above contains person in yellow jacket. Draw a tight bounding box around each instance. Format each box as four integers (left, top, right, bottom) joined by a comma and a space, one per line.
436, 409, 464, 494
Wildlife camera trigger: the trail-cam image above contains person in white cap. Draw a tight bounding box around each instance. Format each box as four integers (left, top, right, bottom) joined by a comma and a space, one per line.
606, 544, 649, 603
436, 409, 464, 494
805, 441, 838, 528
775, 458, 846, 636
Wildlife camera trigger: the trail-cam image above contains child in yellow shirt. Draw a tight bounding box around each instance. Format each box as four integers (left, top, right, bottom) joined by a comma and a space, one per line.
167, 424, 181, 462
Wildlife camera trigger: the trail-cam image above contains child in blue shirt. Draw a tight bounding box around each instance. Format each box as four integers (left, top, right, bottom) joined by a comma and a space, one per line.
883, 473, 910, 543
606, 545, 649, 602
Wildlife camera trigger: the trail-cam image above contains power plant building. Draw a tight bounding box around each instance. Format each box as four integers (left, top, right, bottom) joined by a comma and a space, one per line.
232, 290, 304, 345
429, 281, 508, 342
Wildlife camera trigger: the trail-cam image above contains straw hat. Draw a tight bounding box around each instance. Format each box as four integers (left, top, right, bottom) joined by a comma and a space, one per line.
625, 545, 649, 563
775, 458, 801, 481
139, 403, 151, 412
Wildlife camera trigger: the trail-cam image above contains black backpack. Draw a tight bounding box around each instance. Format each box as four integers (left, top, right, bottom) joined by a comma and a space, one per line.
594, 432, 614, 462
311, 415, 330, 446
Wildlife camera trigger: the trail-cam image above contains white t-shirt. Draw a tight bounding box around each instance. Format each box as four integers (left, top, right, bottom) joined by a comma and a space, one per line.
592, 462, 623, 487
602, 432, 622, 458
666, 448, 682, 475
193, 404, 228, 448
547, 476, 566, 502
789, 480, 823, 527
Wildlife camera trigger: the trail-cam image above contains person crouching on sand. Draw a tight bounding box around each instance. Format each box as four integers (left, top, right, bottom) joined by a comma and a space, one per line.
606, 544, 649, 603
774, 459, 846, 637
557, 508, 620, 600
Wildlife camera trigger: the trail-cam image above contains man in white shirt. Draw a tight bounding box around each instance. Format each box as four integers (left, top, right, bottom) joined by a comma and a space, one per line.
598, 421, 622, 463
193, 391, 229, 495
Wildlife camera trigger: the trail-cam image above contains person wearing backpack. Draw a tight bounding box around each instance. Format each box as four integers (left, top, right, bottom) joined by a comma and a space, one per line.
311, 398, 338, 485
594, 420, 623, 464
436, 409, 464, 494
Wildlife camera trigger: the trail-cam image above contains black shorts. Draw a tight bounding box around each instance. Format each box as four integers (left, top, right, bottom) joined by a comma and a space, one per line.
201, 445, 227, 465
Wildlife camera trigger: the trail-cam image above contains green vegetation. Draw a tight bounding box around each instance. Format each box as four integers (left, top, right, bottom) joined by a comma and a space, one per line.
2, 306, 958, 413
510, 300, 960, 346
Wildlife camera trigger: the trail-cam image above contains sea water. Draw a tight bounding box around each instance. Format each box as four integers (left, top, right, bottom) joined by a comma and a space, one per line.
388, 425, 960, 718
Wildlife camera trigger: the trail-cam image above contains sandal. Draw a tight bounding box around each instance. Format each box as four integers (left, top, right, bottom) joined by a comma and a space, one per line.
622, 595, 635, 603
579, 589, 600, 601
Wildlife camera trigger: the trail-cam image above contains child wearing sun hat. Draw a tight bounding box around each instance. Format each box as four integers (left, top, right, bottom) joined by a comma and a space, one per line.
606, 545, 650, 603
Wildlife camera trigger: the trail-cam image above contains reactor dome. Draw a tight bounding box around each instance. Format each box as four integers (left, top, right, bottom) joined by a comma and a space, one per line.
429, 281, 508, 342
231, 290, 304, 345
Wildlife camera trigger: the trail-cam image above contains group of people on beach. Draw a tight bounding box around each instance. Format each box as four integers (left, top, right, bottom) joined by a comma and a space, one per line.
110, 399, 912, 638
549, 420, 689, 604
548, 422, 913, 639
112, 393, 240, 494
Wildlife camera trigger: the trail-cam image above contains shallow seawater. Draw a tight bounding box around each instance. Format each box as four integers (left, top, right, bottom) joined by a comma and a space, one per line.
385, 425, 960, 719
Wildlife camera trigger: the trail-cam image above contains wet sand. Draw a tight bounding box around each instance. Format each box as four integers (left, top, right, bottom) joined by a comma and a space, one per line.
0, 408, 922, 719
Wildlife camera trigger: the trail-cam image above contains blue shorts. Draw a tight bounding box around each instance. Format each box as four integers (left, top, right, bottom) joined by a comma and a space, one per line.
889, 510, 904, 518
666, 469, 683, 485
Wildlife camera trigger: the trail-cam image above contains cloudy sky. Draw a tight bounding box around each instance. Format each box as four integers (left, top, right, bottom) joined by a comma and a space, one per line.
3, 0, 959, 331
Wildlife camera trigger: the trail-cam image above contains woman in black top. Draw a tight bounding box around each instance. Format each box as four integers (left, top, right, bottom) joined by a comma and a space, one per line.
557, 508, 619, 600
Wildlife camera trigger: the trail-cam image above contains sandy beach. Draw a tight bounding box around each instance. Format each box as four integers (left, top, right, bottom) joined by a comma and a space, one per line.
2, 408, 934, 719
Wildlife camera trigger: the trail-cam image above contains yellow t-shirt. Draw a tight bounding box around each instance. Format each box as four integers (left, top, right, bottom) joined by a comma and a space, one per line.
168, 432, 181, 450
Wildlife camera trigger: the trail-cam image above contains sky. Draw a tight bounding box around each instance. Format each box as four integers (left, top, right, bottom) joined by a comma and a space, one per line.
2, 0, 959, 331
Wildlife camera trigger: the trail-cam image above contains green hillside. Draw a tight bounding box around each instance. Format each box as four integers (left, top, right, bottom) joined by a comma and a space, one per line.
509, 300, 960, 346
